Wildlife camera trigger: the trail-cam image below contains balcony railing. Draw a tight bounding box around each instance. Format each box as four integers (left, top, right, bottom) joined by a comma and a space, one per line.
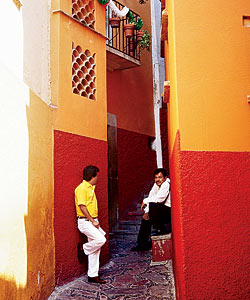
106, 0, 141, 61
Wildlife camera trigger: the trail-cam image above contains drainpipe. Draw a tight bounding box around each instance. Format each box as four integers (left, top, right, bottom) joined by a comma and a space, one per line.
150, 0, 165, 168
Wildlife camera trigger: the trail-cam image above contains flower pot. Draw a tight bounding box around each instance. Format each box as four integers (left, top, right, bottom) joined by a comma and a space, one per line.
109, 17, 120, 28
136, 30, 144, 42
124, 23, 134, 38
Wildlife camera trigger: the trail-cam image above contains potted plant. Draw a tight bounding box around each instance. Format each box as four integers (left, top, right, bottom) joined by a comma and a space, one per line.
123, 21, 135, 38
136, 30, 144, 41
135, 18, 144, 41
124, 11, 143, 38
137, 30, 151, 55
109, 12, 120, 28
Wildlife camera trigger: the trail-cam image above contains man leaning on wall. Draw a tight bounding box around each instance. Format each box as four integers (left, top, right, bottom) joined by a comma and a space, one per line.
75, 165, 107, 284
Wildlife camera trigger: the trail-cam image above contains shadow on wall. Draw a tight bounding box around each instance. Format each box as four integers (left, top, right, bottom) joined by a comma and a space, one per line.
24, 92, 54, 299
117, 128, 157, 219
0, 89, 54, 299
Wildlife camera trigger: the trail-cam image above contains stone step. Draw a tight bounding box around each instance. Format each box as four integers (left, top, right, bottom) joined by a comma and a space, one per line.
128, 210, 143, 222
110, 229, 138, 241
119, 220, 141, 231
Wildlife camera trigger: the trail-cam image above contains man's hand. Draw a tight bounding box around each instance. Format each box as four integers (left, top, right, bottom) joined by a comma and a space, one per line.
142, 212, 149, 221
79, 205, 100, 228
141, 201, 146, 211
92, 220, 100, 228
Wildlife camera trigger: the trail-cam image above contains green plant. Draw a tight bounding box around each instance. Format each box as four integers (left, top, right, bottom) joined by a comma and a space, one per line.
138, 30, 151, 55
126, 11, 143, 30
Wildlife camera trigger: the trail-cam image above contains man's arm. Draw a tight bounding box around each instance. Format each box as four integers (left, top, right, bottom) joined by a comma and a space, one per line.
79, 204, 100, 228
140, 183, 158, 211
143, 180, 170, 207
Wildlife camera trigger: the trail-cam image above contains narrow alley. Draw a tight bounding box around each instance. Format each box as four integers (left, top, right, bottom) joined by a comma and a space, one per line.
48, 238, 175, 300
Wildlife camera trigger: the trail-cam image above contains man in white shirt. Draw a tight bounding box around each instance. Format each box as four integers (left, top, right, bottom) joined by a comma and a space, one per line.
131, 168, 171, 252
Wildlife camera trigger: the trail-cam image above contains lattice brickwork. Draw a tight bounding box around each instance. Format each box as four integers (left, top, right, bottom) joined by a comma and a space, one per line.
72, 44, 97, 101
72, 0, 95, 30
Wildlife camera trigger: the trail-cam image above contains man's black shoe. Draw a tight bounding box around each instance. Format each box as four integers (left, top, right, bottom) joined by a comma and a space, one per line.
77, 242, 86, 264
88, 276, 106, 284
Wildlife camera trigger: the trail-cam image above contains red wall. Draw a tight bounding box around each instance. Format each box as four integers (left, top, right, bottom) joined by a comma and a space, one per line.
54, 130, 109, 285
117, 128, 157, 218
171, 131, 250, 299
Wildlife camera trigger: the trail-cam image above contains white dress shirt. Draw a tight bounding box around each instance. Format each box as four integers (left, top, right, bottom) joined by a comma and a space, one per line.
143, 178, 171, 213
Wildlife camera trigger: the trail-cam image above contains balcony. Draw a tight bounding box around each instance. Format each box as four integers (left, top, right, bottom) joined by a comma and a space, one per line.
106, 0, 141, 71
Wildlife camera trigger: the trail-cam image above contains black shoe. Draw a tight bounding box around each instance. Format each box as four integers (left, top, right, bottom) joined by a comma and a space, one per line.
88, 276, 106, 284
130, 244, 151, 252
77, 242, 86, 264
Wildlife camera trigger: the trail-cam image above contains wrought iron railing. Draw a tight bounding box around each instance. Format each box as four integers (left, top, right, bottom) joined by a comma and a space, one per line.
106, 0, 141, 60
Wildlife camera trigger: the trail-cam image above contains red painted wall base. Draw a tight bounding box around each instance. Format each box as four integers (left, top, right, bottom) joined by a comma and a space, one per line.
170, 131, 250, 300
54, 130, 109, 285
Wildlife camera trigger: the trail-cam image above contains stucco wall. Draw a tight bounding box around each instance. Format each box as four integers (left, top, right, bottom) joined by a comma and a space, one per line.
166, 0, 250, 299
51, 0, 109, 287
117, 128, 157, 218
170, 132, 250, 300
54, 130, 109, 285
168, 0, 250, 153
107, 0, 154, 138
23, 0, 51, 104
0, 2, 54, 299
107, 1, 156, 220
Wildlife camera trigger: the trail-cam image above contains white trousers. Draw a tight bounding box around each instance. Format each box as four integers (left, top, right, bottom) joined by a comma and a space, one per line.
78, 218, 106, 277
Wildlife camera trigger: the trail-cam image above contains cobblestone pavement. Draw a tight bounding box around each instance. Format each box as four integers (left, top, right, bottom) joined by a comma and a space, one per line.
48, 239, 176, 300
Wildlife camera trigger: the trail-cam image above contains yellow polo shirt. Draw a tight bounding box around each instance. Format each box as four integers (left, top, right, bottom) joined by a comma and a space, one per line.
75, 180, 98, 218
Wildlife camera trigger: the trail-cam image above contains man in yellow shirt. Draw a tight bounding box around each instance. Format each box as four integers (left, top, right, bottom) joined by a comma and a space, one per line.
75, 165, 106, 284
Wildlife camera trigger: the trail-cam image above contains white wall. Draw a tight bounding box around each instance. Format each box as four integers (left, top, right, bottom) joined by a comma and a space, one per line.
0, 1, 29, 286
22, 0, 51, 104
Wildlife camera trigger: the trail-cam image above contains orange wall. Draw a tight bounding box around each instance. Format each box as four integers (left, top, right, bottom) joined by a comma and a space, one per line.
1, 0, 108, 298
107, 0, 155, 137
51, 0, 107, 141
165, 1, 250, 299
0, 73, 54, 300
165, 0, 179, 156
168, 0, 250, 152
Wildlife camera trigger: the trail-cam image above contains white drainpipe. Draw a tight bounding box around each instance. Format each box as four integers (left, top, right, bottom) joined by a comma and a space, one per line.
150, 0, 165, 168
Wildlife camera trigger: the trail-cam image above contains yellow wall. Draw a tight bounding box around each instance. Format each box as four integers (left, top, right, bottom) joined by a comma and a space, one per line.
51, 0, 108, 141
0, 2, 54, 299
165, 0, 180, 156
1, 0, 108, 298
168, 0, 250, 152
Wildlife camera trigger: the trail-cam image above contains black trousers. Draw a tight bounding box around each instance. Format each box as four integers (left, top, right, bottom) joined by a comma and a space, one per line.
149, 202, 171, 230
136, 203, 171, 247
136, 218, 152, 247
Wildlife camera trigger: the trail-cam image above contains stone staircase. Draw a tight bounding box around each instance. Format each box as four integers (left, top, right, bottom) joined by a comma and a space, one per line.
110, 204, 142, 242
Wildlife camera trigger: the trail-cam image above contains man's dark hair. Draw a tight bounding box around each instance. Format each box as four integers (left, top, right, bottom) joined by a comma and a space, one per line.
83, 165, 99, 181
153, 168, 168, 177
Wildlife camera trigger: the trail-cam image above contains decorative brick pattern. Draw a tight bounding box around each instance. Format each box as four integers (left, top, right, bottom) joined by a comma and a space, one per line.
72, 0, 95, 29
72, 44, 97, 100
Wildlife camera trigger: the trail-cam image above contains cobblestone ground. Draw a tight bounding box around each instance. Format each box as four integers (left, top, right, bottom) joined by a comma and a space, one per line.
48, 239, 176, 300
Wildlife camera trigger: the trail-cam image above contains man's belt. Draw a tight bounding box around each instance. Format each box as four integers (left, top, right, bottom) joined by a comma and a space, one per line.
77, 216, 98, 219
